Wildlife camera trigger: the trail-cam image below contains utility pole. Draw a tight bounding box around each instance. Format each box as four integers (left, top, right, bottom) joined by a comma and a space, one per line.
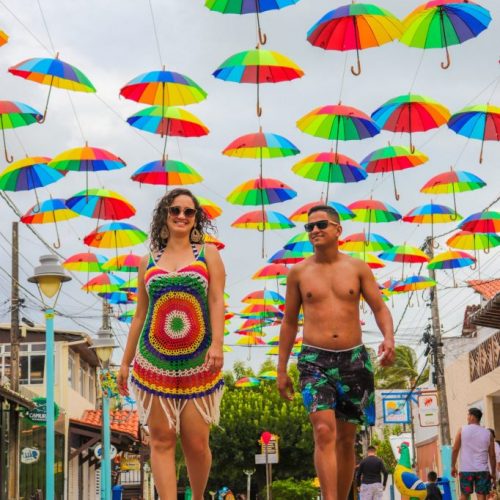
8, 221, 20, 500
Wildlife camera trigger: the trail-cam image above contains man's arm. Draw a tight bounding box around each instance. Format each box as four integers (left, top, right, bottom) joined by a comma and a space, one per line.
380, 459, 388, 487
355, 460, 364, 486
359, 262, 395, 366
451, 428, 462, 476
277, 266, 302, 400
488, 435, 496, 480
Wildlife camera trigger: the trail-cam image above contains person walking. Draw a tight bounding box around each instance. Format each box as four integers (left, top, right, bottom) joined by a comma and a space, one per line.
117, 188, 226, 500
425, 471, 443, 500
277, 204, 395, 500
356, 445, 388, 499
451, 407, 497, 500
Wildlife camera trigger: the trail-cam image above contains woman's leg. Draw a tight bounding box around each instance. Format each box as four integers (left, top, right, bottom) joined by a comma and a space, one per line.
179, 400, 212, 500
147, 396, 178, 500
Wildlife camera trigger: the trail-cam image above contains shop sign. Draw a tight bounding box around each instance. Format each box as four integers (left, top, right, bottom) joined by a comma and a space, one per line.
121, 454, 141, 471
21, 447, 40, 464
418, 393, 439, 427
94, 443, 117, 461
382, 397, 411, 424
24, 397, 60, 426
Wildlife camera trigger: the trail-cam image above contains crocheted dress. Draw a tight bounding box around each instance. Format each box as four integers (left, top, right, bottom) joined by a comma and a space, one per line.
130, 245, 224, 432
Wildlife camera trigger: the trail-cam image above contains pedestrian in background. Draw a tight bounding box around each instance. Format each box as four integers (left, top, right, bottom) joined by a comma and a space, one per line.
425, 471, 442, 500
355, 445, 388, 499
451, 407, 496, 500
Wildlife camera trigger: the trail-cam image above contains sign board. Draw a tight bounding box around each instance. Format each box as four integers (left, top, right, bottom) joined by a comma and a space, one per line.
121, 454, 141, 471
21, 447, 40, 464
24, 398, 60, 426
260, 435, 279, 457
94, 443, 117, 461
255, 453, 279, 465
418, 393, 439, 427
382, 397, 411, 424
389, 433, 413, 463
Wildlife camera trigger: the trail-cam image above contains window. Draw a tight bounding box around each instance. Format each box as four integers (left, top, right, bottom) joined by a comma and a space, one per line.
88, 369, 95, 403
80, 360, 89, 398
68, 351, 76, 389
0, 343, 45, 385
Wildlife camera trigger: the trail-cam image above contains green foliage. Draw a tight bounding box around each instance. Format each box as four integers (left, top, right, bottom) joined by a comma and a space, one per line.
257, 358, 277, 375
265, 478, 319, 500
233, 360, 256, 379
208, 360, 314, 493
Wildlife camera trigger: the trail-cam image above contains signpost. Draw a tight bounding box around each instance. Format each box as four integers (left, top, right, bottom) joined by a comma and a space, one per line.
257, 432, 279, 500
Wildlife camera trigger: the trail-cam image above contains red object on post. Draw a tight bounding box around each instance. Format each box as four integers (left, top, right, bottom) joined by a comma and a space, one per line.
261, 431, 272, 446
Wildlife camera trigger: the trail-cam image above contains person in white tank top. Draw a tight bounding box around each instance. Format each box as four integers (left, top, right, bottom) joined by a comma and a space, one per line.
451, 407, 496, 500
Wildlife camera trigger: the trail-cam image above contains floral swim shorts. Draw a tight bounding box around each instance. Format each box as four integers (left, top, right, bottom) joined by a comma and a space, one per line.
459, 471, 492, 495
297, 344, 375, 426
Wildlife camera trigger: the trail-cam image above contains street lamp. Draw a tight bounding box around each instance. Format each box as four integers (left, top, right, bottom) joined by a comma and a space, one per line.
28, 255, 71, 500
91, 325, 117, 500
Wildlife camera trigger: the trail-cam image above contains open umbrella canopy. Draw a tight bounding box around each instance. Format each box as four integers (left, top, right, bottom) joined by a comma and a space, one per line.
268, 247, 309, 264
118, 309, 136, 324
447, 104, 500, 163
446, 231, 500, 251
458, 211, 500, 234
242, 290, 285, 304
259, 370, 278, 380
252, 263, 290, 280
289, 200, 355, 222
297, 104, 380, 143
120, 69, 207, 106
222, 131, 300, 159
126, 106, 209, 136
82, 273, 125, 293
227, 178, 297, 205
196, 196, 222, 219
120, 277, 138, 292
235, 376, 261, 387
66, 189, 136, 220
236, 336, 266, 346
420, 169, 486, 193
403, 203, 461, 224
204, 234, 226, 250
348, 199, 402, 223
205, 0, 300, 14
400, 0, 492, 69
345, 252, 385, 269
371, 94, 450, 151
0, 31, 8, 46
99, 291, 137, 305
231, 210, 295, 229
427, 250, 476, 269
284, 232, 314, 253
390, 275, 436, 293
131, 159, 203, 186
340, 232, 393, 252
20, 198, 79, 224
83, 222, 148, 248
378, 244, 429, 263
307, 3, 403, 75
63, 252, 108, 273
102, 253, 142, 272
0, 156, 64, 191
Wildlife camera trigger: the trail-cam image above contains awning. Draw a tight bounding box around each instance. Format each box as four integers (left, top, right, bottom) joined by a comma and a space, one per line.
0, 384, 35, 409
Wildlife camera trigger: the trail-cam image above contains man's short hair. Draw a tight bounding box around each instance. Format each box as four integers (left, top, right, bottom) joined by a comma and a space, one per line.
308, 204, 340, 223
427, 471, 438, 482
468, 407, 482, 422
367, 445, 376, 452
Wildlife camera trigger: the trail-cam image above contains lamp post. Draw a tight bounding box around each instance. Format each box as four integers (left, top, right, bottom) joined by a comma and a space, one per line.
243, 469, 255, 500
28, 255, 71, 500
91, 324, 117, 500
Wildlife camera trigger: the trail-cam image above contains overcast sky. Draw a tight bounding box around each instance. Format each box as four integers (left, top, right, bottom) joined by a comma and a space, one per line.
0, 0, 498, 371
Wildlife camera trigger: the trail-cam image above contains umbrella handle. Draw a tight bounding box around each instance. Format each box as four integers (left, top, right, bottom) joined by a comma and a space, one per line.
440, 46, 451, 70
53, 219, 61, 249
479, 138, 484, 164
1, 124, 13, 163
258, 30, 267, 46
350, 55, 361, 76
38, 77, 54, 124
350, 19, 361, 76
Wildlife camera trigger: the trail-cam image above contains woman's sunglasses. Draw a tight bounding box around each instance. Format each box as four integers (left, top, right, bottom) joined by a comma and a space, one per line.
168, 206, 198, 218
304, 220, 338, 232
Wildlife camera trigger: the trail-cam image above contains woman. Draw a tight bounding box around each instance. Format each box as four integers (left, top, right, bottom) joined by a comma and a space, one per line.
117, 188, 225, 500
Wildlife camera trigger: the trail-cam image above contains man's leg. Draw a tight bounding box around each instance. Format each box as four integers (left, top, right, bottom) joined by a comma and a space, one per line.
336, 419, 357, 500
310, 410, 338, 500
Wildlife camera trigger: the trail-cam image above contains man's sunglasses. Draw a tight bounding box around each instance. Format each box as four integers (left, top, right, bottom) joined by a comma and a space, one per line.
168, 206, 198, 218
304, 220, 338, 232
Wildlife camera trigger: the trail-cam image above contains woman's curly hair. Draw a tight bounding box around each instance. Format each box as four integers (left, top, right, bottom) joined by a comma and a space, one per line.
149, 188, 216, 252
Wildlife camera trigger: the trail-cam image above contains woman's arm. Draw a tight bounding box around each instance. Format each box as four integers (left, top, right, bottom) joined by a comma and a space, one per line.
117, 255, 149, 396
204, 243, 226, 372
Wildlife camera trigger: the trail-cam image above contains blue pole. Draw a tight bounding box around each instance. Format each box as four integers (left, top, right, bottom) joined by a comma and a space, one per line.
45, 308, 55, 500
101, 375, 111, 500
440, 445, 456, 500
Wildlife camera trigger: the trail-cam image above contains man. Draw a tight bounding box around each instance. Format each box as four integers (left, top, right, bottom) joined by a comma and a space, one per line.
277, 205, 395, 500
451, 407, 496, 500
356, 445, 388, 499
426, 471, 443, 500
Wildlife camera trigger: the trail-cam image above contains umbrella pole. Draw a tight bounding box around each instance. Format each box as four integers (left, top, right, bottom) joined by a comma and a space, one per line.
439, 10, 451, 70
53, 216, 61, 249
479, 138, 485, 164
39, 76, 54, 124
256, 81, 262, 117
452, 267, 456, 288
390, 163, 400, 201
326, 163, 332, 202
255, 9, 267, 46
451, 182, 458, 220
0, 116, 13, 163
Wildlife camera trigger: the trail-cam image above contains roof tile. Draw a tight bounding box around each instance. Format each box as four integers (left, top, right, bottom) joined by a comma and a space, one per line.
72, 409, 139, 440
467, 279, 500, 300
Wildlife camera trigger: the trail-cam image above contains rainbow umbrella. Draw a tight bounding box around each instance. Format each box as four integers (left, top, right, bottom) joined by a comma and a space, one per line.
66, 189, 136, 223
222, 130, 299, 159
361, 145, 429, 200
131, 158, 203, 187
428, 250, 476, 286
99, 291, 137, 305
297, 104, 380, 154
240, 303, 283, 317
120, 277, 138, 292
204, 234, 226, 250
292, 152, 367, 200
345, 252, 385, 269
340, 232, 393, 252
84, 222, 147, 250
400, 0, 492, 70
196, 196, 222, 219
0, 101, 43, 163
231, 210, 294, 230
447, 104, 500, 163
390, 275, 436, 293
8, 54, 96, 121
213, 48, 303, 115
307, 3, 403, 75
446, 230, 500, 252
348, 199, 401, 240
379, 244, 429, 278
0, 31, 8, 47
289, 200, 355, 222
371, 94, 450, 152
120, 69, 207, 106
242, 290, 285, 305
268, 248, 308, 264
63, 252, 108, 273
49, 145, 126, 196
458, 211, 500, 234
284, 232, 314, 254
205, 0, 301, 45
227, 178, 297, 205
252, 263, 289, 280
420, 169, 486, 213
236, 336, 266, 347
20, 197, 79, 248
82, 273, 125, 293
403, 203, 462, 242
259, 370, 278, 380
118, 309, 136, 324
102, 253, 142, 272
